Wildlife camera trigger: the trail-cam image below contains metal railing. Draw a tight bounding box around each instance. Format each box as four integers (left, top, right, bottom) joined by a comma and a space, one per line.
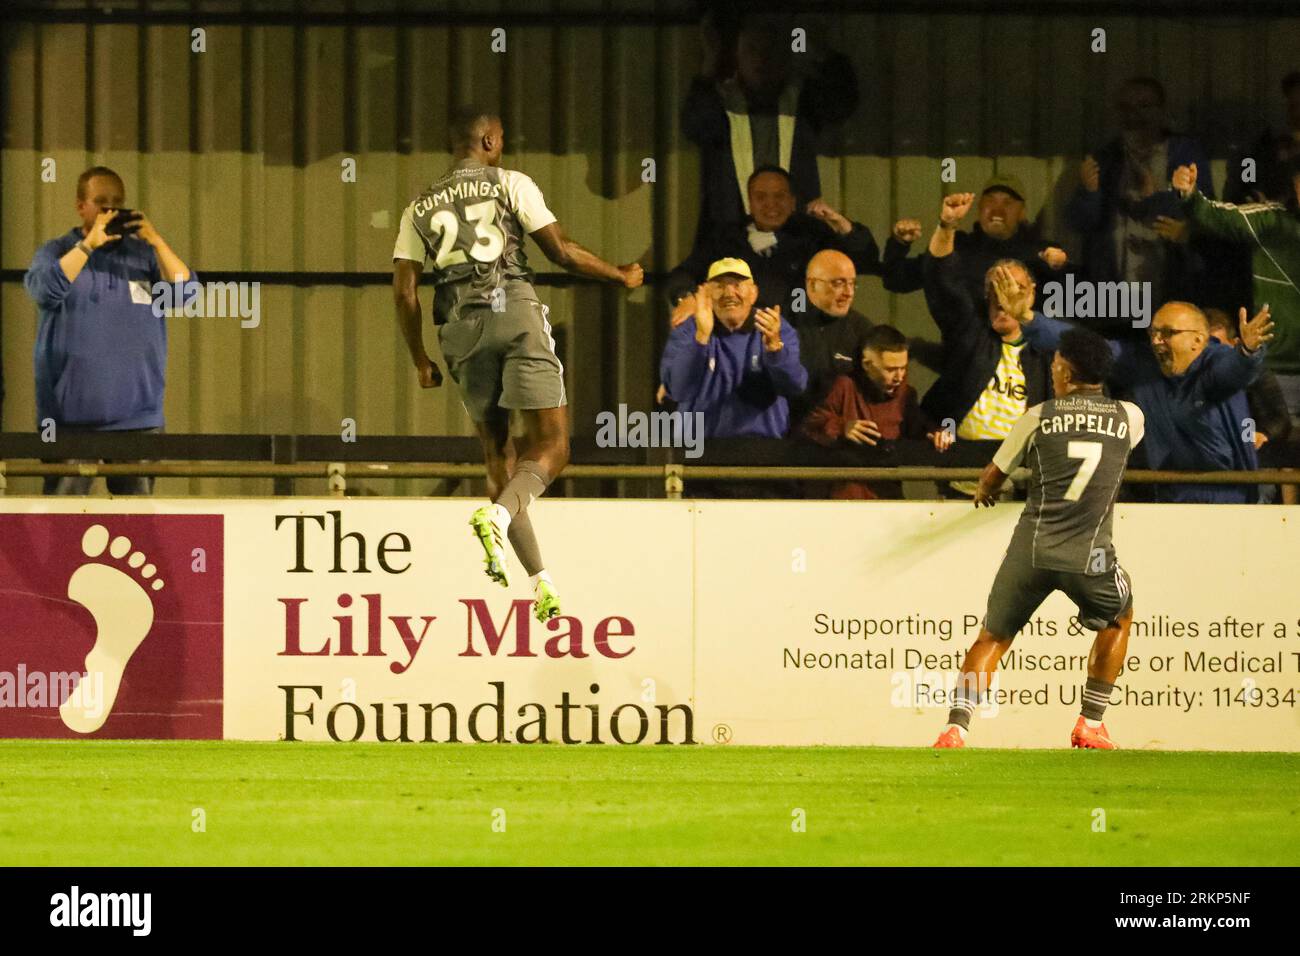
2, 432, 1297, 499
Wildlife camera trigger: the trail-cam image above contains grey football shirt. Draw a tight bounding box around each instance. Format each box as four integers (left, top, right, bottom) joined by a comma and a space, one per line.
992, 392, 1145, 573
393, 158, 557, 323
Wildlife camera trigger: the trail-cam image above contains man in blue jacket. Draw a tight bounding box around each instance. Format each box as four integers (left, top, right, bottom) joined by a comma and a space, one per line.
24, 166, 196, 495
660, 257, 806, 497
661, 256, 807, 436
993, 264, 1273, 503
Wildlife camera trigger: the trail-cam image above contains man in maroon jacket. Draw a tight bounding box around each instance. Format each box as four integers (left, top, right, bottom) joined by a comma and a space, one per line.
803, 324, 954, 499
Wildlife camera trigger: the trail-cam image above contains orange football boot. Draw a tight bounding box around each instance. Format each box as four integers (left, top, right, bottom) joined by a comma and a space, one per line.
1071, 716, 1117, 749
932, 726, 966, 748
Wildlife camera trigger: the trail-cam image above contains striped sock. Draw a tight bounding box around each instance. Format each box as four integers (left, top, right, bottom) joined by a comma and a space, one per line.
1081, 677, 1114, 723
945, 678, 982, 732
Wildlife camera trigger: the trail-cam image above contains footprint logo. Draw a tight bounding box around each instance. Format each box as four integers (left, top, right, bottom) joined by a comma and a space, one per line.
59, 524, 165, 734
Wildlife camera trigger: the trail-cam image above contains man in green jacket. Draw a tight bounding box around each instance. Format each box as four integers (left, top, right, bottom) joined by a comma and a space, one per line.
1175, 156, 1300, 503
1174, 157, 1300, 399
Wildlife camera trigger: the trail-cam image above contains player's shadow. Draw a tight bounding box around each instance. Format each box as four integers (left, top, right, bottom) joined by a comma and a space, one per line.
581, 150, 656, 202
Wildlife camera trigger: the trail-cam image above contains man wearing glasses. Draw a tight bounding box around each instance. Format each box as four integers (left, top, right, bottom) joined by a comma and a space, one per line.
659, 258, 807, 497
786, 249, 874, 426
1002, 266, 1274, 503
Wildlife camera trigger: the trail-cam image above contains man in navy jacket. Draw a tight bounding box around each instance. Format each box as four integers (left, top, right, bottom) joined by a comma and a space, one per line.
24, 166, 196, 495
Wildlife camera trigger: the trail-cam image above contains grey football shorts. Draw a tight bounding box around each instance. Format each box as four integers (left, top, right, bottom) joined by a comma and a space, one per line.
436, 299, 566, 422
983, 544, 1133, 638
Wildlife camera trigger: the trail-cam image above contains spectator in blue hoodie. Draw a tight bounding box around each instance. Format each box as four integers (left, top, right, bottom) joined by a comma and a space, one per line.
993, 264, 1273, 504
24, 166, 196, 495
660, 257, 806, 498
661, 256, 807, 436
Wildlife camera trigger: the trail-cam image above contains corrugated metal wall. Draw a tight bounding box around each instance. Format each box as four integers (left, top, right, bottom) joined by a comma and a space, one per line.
3, 5, 1298, 496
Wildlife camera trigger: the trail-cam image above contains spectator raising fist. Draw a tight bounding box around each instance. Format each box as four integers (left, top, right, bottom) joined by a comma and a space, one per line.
929, 192, 976, 257
940, 192, 976, 227
1038, 247, 1069, 269
892, 218, 923, 244
805, 199, 854, 236
1172, 163, 1198, 199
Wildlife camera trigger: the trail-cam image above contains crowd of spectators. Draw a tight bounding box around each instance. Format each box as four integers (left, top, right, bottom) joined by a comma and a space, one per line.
660, 12, 1300, 503
13, 9, 1300, 505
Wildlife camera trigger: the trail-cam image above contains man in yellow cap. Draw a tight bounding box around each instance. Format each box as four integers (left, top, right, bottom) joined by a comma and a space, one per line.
659, 257, 808, 482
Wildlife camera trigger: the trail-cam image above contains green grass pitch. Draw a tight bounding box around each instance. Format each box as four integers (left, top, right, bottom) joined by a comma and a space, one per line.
2, 741, 1297, 866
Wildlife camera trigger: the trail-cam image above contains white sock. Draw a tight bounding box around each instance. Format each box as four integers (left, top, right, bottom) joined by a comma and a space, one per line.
531, 570, 552, 591
1083, 717, 1103, 729
944, 723, 967, 739
490, 502, 511, 531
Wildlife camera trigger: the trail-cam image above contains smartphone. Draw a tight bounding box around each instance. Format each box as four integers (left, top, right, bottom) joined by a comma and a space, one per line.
104, 208, 144, 237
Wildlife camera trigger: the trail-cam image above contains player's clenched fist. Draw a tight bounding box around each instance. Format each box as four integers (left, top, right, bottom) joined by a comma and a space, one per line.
940, 192, 975, 226
619, 263, 644, 289
415, 356, 442, 389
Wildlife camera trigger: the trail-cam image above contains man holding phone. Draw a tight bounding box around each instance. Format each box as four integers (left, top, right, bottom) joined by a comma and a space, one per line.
24, 166, 195, 495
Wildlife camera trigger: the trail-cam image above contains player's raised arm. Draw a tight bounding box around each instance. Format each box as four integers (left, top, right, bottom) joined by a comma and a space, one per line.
392, 258, 441, 389
529, 222, 643, 288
